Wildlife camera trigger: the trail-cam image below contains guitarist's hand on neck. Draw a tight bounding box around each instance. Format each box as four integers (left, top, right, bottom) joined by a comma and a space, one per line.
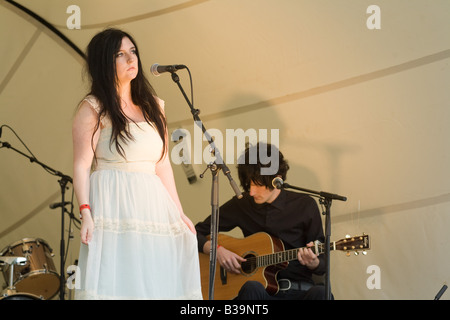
298, 242, 320, 270
203, 240, 246, 274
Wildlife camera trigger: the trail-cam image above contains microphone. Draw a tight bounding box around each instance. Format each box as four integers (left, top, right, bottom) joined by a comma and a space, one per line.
272, 177, 284, 189
49, 201, 72, 209
272, 177, 347, 201
150, 63, 186, 76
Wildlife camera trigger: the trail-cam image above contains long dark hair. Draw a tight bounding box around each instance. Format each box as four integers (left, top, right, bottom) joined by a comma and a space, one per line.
85, 28, 167, 160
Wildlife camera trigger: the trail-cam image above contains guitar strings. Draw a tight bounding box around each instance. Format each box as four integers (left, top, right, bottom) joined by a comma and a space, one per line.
240, 244, 326, 270
242, 248, 301, 268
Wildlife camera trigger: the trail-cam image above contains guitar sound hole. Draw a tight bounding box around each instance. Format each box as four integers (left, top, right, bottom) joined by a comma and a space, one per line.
241, 253, 257, 275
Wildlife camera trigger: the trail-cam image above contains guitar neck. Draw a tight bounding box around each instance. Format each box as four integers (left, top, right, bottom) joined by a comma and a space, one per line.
255, 234, 370, 267
257, 241, 328, 268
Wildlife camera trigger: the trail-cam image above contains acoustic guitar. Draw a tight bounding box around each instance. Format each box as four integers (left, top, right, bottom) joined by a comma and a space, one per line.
199, 232, 370, 300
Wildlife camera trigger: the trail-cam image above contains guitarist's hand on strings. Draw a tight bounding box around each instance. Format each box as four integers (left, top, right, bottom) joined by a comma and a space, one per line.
298, 241, 320, 270
217, 245, 246, 274
203, 240, 246, 274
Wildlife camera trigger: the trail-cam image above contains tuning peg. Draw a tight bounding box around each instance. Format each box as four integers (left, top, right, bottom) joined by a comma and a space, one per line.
354, 251, 359, 256
345, 234, 351, 239
346, 251, 350, 257
362, 251, 367, 255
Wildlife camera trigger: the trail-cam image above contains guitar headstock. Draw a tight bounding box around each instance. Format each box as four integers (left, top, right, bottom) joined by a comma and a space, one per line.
335, 234, 370, 256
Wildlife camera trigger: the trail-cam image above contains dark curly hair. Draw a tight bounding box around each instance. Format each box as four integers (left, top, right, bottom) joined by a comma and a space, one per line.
237, 143, 289, 192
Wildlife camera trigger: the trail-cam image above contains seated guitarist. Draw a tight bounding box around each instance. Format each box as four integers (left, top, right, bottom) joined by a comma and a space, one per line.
195, 143, 330, 300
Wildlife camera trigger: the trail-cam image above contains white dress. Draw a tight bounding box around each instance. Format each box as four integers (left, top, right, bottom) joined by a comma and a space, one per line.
75, 96, 202, 300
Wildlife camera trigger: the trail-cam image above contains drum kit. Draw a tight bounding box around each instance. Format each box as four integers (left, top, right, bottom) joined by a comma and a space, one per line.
1, 124, 75, 300
0, 238, 60, 300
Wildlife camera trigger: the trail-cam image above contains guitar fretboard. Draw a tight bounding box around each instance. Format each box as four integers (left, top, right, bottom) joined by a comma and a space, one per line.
243, 241, 327, 269
257, 248, 302, 267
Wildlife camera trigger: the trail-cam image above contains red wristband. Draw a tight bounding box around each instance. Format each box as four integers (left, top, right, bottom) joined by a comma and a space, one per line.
79, 204, 91, 219
79, 204, 90, 211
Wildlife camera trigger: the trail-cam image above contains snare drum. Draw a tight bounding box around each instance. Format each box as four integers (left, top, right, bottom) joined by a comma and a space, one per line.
0, 238, 59, 300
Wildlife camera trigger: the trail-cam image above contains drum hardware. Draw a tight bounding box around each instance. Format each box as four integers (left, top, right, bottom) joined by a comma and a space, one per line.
0, 238, 59, 300
22, 243, 31, 254
0, 256, 26, 293
0, 256, 43, 300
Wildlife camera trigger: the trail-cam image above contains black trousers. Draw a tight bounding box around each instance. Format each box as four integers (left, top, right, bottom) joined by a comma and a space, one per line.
235, 281, 333, 300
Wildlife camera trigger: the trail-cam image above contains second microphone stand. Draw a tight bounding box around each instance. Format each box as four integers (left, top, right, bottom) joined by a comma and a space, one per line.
282, 182, 346, 300
0, 140, 73, 300
169, 71, 242, 300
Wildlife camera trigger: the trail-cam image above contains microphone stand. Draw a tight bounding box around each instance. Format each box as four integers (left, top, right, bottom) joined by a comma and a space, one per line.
169, 71, 242, 300
0, 140, 72, 300
283, 182, 346, 300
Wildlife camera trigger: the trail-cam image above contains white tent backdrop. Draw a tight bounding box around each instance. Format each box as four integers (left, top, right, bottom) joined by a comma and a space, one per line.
1, 0, 449, 300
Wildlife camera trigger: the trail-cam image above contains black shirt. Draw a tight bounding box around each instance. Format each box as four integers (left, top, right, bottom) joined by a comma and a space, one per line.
195, 189, 326, 283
